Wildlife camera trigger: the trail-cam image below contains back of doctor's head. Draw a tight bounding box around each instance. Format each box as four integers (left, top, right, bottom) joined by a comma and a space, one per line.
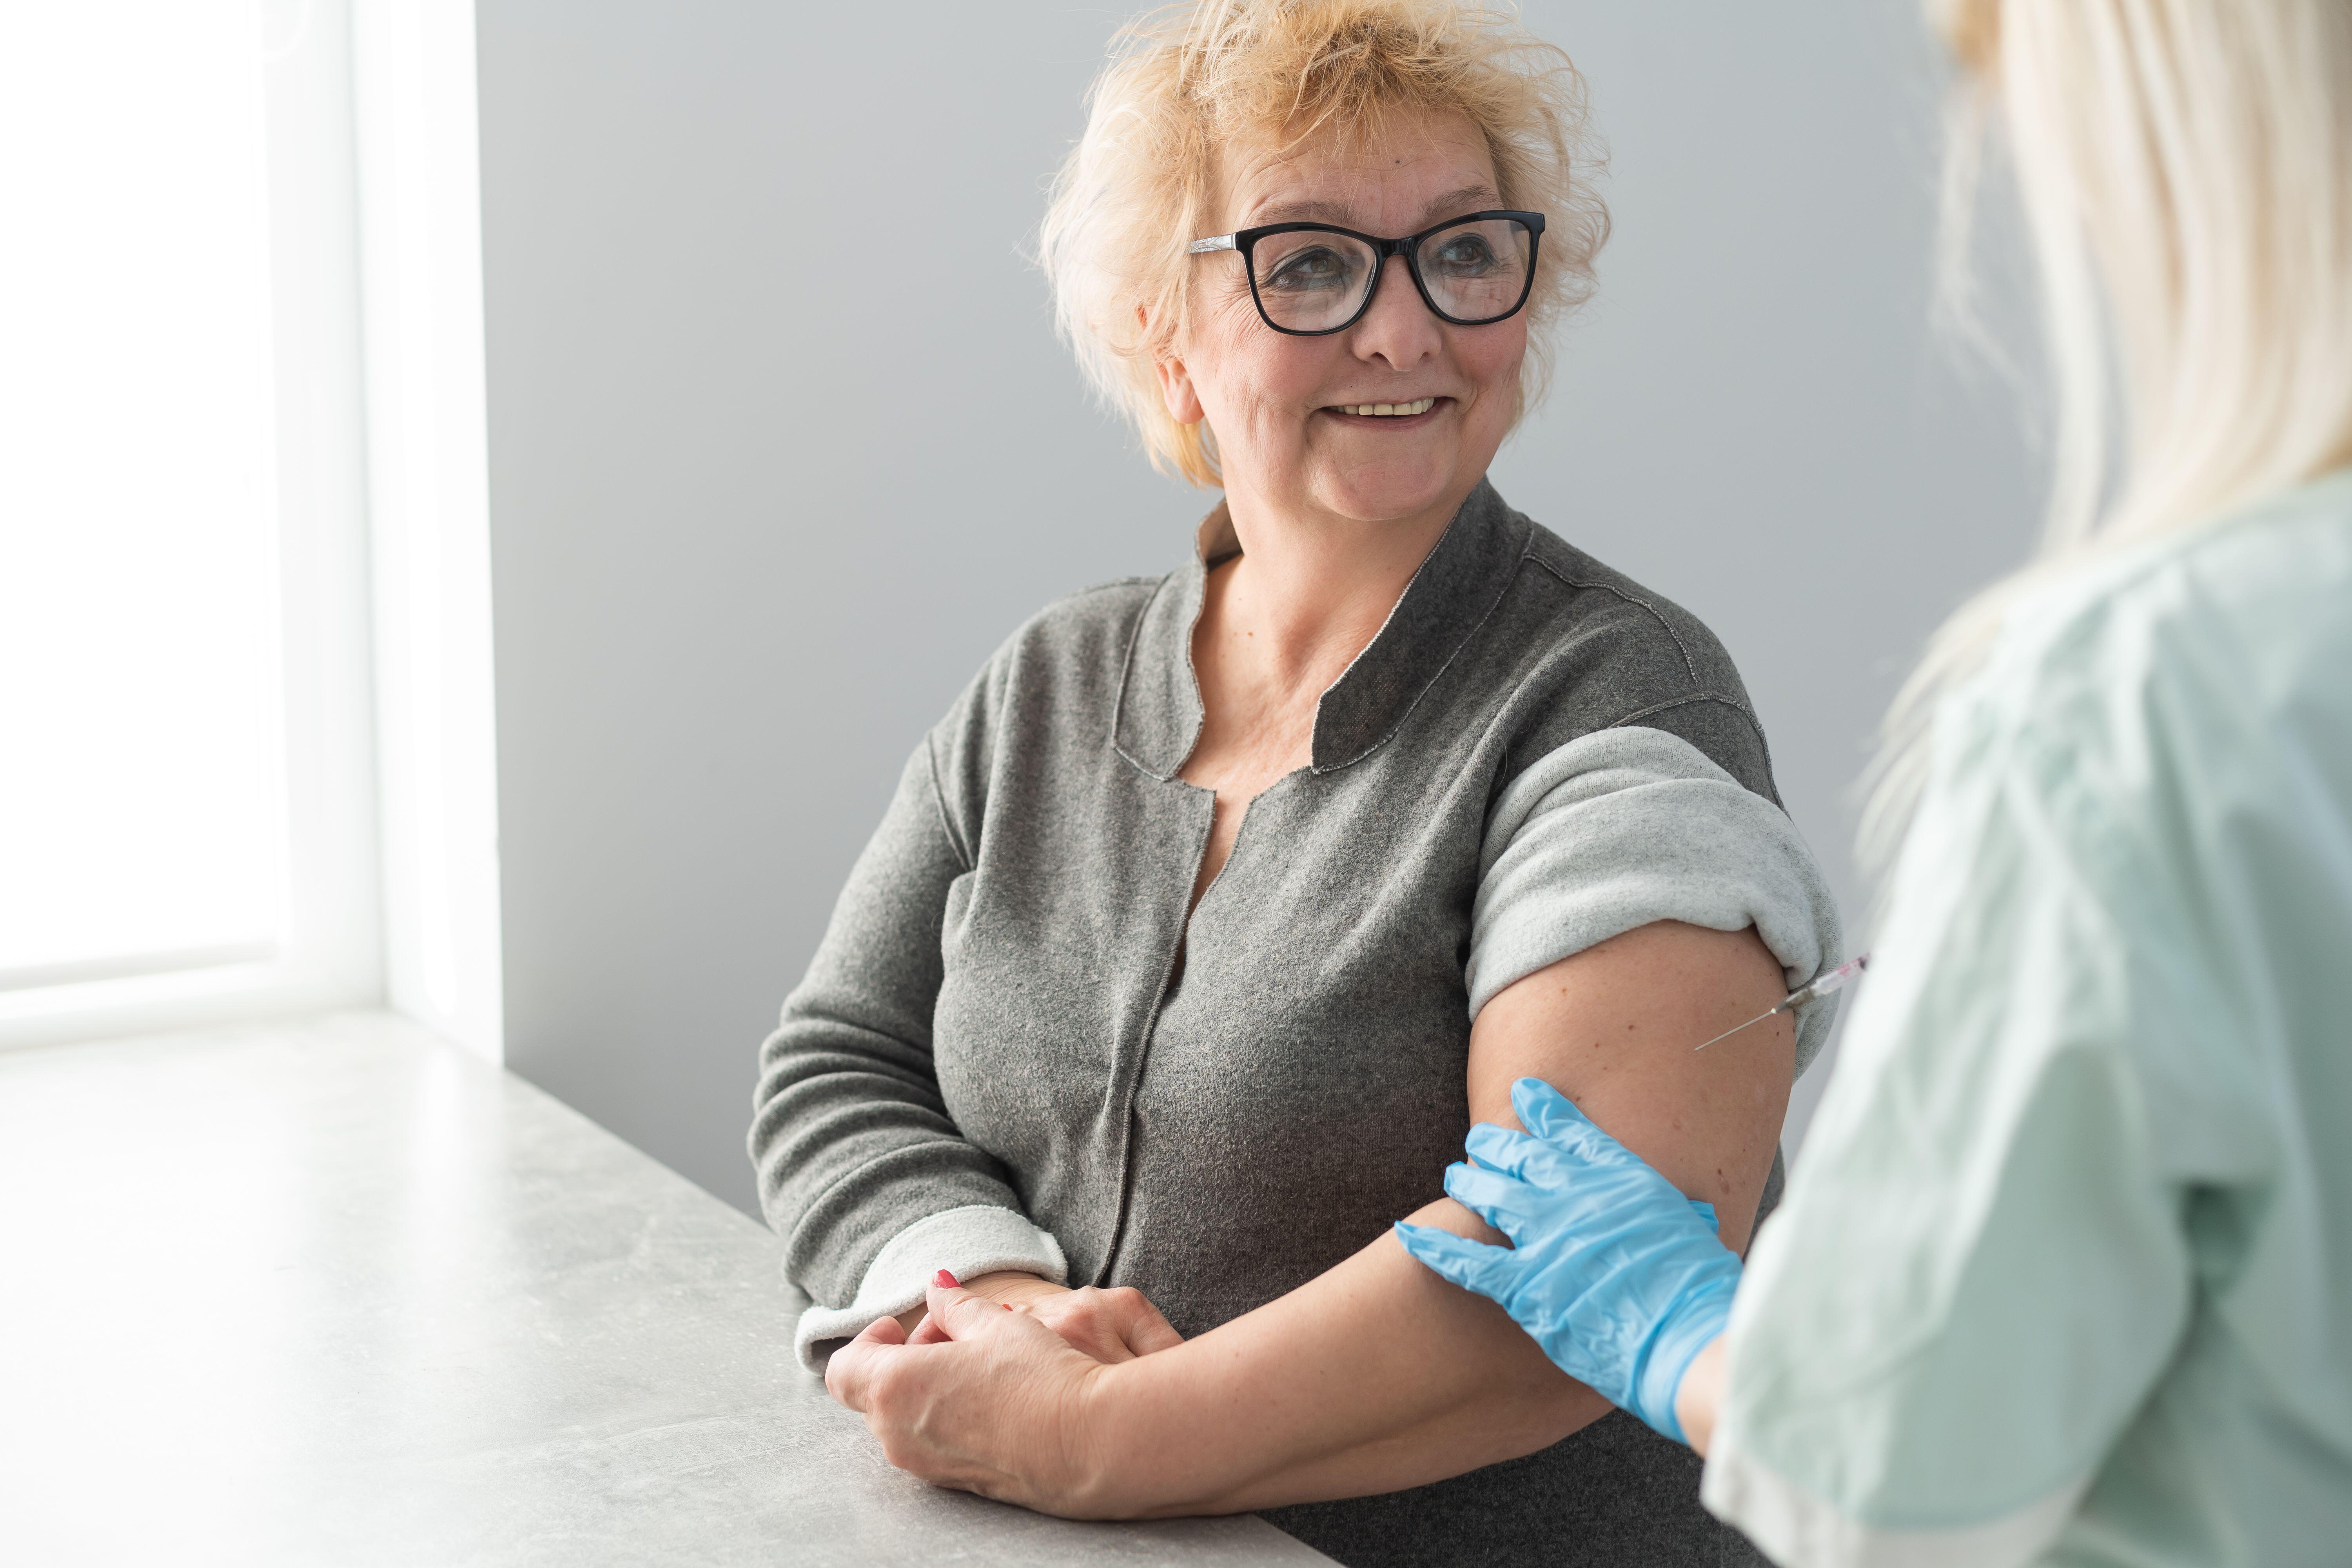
1864, 0, 2352, 874
1939, 0, 2352, 545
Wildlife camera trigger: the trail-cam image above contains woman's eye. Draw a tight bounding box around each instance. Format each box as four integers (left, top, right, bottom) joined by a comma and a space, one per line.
1431, 236, 1499, 274
1264, 246, 1354, 292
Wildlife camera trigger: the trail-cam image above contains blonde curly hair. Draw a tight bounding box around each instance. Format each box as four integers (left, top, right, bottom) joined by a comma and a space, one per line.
1038, 0, 1608, 487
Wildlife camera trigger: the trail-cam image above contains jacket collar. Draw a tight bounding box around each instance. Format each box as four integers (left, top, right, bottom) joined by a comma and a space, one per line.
1112, 477, 1528, 780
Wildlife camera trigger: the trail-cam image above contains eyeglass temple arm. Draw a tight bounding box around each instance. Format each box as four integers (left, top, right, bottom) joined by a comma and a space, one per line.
1187, 235, 1238, 254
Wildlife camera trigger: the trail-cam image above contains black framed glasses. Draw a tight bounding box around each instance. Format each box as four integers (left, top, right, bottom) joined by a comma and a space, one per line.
1187, 210, 1544, 336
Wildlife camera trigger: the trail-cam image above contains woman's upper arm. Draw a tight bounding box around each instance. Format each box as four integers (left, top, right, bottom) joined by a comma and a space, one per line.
1467, 919, 1793, 1254
1463, 720, 1838, 1251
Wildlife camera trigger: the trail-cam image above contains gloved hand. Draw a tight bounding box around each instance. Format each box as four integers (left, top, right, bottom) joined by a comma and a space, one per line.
1395, 1076, 1740, 1444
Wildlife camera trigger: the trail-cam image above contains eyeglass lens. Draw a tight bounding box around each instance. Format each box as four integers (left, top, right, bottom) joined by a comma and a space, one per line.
1249, 217, 1534, 332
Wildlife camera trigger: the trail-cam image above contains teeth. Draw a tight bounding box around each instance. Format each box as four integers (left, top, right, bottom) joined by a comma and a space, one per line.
1340, 397, 1435, 417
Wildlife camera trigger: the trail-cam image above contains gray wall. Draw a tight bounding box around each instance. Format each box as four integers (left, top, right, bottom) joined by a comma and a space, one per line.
477, 0, 2036, 1218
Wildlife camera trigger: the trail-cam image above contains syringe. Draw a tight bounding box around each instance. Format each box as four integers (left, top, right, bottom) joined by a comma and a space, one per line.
1693, 954, 1870, 1051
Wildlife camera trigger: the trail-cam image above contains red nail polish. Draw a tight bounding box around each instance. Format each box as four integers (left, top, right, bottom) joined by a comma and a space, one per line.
935, 1268, 959, 1288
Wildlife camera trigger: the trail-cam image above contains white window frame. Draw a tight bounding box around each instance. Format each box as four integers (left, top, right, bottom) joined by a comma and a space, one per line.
351, 0, 504, 1064
0, 0, 503, 1065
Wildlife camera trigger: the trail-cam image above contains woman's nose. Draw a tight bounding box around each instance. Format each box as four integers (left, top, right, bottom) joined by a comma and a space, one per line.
1347, 254, 1443, 370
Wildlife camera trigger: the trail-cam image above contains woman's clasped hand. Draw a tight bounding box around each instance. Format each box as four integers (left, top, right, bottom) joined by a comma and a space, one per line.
893, 1270, 1183, 1365
827, 1273, 1179, 1517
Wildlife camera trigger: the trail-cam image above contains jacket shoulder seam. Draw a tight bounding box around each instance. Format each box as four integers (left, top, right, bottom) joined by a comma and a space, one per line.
1522, 549, 1707, 691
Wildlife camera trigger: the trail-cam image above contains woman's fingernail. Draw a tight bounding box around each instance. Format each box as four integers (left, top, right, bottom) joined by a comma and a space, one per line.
935, 1269, 959, 1289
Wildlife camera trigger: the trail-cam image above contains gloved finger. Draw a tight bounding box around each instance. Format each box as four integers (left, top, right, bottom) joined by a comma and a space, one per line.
1394, 1220, 1521, 1301
1463, 1120, 1572, 1185
1508, 1075, 1582, 1134
1688, 1200, 1719, 1233
1515, 1080, 1689, 1191
1510, 1078, 1633, 1167
1442, 1160, 1546, 1240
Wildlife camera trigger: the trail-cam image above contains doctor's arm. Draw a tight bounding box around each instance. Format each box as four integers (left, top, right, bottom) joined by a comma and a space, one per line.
822, 918, 1793, 1517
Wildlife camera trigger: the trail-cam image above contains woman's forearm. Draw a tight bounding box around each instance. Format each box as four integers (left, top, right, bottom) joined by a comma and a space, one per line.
1083, 1196, 1609, 1516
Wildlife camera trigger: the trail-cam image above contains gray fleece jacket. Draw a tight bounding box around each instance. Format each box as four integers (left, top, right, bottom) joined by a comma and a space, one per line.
749, 480, 1840, 1568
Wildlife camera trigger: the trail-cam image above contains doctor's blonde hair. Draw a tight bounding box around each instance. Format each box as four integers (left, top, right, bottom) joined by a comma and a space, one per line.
1864, 0, 2352, 873
1038, 0, 1608, 488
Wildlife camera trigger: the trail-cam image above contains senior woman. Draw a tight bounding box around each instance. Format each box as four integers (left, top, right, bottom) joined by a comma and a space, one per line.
753, 3, 1840, 1564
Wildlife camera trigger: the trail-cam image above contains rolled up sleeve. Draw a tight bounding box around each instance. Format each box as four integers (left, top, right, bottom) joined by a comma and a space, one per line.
1467, 724, 1845, 1072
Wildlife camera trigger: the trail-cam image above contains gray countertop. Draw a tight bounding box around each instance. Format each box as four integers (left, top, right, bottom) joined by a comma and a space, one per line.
0, 1014, 1329, 1566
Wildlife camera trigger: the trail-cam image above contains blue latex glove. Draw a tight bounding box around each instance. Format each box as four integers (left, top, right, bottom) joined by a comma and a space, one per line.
1395, 1076, 1741, 1444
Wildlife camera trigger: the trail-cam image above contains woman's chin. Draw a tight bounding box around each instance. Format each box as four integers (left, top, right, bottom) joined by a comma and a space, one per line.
1311, 469, 1472, 528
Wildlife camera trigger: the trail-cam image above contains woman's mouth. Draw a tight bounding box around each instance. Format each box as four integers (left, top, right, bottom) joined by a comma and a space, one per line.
1324, 396, 1445, 426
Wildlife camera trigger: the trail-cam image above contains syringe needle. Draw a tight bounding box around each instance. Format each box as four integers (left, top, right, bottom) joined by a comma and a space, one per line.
1693, 955, 1871, 1051
1692, 1005, 1782, 1053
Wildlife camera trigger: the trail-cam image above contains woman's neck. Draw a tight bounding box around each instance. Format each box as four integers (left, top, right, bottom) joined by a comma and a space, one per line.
1206, 477, 1474, 697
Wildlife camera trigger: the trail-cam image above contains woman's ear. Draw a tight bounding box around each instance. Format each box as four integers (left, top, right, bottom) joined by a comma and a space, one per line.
1142, 301, 1205, 425
1154, 352, 1205, 426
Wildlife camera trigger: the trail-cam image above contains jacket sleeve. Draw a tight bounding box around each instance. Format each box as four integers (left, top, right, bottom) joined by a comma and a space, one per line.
1468, 723, 1843, 1073
748, 705, 1065, 1367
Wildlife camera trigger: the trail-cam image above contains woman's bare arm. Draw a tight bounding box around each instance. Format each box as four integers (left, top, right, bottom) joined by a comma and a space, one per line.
1465, 919, 1791, 1257
827, 918, 1792, 1516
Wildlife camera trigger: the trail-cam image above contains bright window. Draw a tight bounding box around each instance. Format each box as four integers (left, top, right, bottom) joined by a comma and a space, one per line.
0, 0, 501, 1055
0, 4, 288, 991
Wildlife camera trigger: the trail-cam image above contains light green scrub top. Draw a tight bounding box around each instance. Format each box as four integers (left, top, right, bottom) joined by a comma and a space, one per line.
1703, 470, 2352, 1567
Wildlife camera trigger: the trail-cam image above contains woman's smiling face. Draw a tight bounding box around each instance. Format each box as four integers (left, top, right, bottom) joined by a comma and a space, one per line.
1160, 109, 1530, 530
